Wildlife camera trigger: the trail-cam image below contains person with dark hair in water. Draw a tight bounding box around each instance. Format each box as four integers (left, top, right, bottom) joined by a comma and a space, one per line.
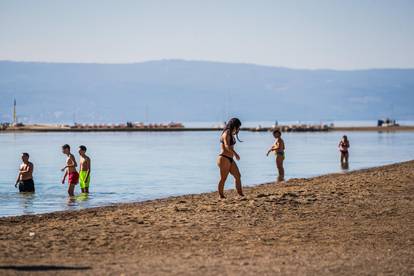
78, 145, 91, 194
15, 152, 35, 192
217, 118, 244, 199
339, 135, 350, 168
267, 129, 285, 182
61, 144, 78, 196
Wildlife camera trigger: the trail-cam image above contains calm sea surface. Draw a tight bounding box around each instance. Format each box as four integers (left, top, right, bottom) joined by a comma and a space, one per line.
1, 128, 414, 217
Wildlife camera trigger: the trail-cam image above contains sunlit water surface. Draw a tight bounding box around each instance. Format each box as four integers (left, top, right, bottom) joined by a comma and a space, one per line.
1, 129, 413, 217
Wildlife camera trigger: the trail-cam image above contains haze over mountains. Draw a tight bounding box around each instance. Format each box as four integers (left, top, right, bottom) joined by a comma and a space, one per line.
0, 60, 413, 124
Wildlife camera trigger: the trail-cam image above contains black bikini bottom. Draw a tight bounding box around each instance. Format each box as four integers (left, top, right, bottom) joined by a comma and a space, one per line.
219, 154, 234, 163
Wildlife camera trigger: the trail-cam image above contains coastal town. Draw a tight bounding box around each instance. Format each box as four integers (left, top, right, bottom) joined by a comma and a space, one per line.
2, 101, 411, 133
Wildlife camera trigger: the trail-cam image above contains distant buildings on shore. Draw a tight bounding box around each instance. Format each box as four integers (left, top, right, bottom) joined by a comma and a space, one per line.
377, 118, 399, 127
1, 99, 186, 130
0, 99, 405, 132
71, 122, 185, 129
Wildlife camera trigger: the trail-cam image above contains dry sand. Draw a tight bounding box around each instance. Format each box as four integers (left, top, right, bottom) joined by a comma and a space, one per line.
1, 161, 413, 275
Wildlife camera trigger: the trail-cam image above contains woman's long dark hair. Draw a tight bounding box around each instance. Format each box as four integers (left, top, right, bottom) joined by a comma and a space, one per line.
223, 118, 242, 142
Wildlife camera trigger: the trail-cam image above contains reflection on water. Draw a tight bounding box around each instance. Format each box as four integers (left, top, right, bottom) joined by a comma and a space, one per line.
18, 193, 36, 215
1, 130, 414, 217
76, 193, 89, 202
341, 161, 350, 171
67, 196, 77, 207
67, 193, 91, 207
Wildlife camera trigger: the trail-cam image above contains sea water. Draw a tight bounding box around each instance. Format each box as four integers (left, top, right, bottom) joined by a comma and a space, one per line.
0, 129, 413, 217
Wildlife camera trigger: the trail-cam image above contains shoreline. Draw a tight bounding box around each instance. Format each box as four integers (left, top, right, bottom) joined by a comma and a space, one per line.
1, 160, 413, 275
0, 161, 411, 220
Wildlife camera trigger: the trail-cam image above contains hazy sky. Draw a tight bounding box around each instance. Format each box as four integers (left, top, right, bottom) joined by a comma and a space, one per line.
1, 0, 413, 69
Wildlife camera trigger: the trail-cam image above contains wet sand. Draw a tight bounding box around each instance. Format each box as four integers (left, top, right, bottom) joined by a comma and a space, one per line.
1, 161, 413, 275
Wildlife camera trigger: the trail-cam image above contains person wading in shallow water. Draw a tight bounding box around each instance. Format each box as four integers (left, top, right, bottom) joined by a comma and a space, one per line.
78, 145, 91, 194
267, 129, 285, 182
339, 135, 350, 166
61, 144, 79, 196
15, 152, 35, 192
217, 118, 245, 199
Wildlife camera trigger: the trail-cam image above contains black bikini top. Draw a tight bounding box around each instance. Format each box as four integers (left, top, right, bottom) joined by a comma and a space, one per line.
220, 130, 236, 146
339, 141, 349, 148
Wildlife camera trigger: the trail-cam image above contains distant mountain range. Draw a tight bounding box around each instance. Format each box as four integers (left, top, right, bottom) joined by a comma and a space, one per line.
0, 60, 413, 123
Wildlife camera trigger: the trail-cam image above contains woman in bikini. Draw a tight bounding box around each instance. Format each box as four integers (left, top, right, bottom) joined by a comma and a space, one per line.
266, 129, 285, 182
338, 135, 350, 165
217, 118, 244, 199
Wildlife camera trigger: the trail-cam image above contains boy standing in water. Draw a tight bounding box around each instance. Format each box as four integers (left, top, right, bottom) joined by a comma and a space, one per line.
61, 144, 78, 196
267, 129, 285, 182
15, 152, 35, 192
78, 145, 91, 193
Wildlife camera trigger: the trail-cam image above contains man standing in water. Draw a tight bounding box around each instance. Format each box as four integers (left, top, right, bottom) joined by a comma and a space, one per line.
15, 152, 35, 192
61, 144, 78, 196
78, 145, 91, 194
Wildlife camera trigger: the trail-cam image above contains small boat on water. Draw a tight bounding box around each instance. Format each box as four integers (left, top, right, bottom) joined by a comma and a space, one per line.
377, 118, 399, 127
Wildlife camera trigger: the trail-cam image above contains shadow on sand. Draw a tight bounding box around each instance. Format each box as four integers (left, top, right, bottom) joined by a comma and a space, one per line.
0, 265, 91, 271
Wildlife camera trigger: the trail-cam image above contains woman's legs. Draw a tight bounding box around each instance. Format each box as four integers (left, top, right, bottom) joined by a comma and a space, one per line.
217, 156, 231, 198
344, 152, 349, 163
340, 152, 349, 164
276, 156, 285, 181
229, 162, 244, 196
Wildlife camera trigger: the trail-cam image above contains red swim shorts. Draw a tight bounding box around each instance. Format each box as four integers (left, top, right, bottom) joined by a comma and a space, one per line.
68, 172, 79, 185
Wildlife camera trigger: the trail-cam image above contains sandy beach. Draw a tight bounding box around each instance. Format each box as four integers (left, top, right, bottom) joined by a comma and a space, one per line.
1, 161, 413, 275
